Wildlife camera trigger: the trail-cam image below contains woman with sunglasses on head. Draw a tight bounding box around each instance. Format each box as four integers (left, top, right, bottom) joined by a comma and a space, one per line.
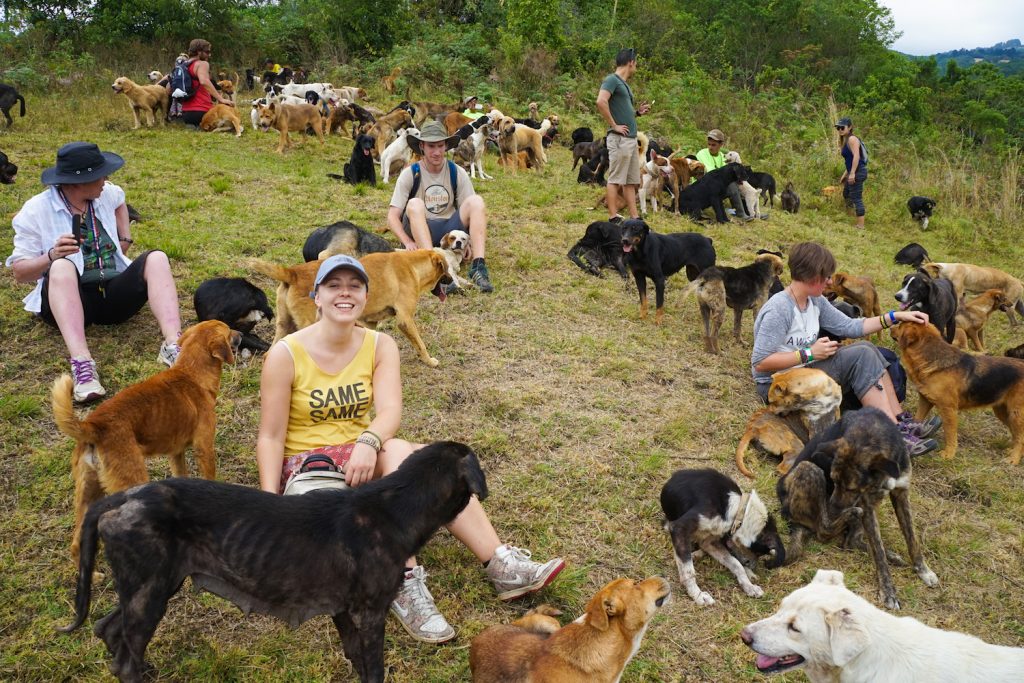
836, 116, 868, 229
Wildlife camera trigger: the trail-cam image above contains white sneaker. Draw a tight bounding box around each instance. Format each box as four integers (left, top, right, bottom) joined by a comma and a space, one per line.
158, 341, 180, 367
70, 357, 105, 403
390, 566, 456, 643
486, 544, 565, 601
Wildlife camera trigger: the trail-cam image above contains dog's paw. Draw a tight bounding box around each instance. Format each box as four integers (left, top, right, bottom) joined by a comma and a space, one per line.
918, 568, 940, 587
744, 583, 764, 598
885, 550, 906, 566
694, 591, 715, 606
744, 567, 759, 582
882, 593, 901, 611
426, 357, 440, 367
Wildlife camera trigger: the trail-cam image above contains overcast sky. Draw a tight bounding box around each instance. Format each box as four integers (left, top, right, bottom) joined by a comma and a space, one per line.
878, 0, 1024, 55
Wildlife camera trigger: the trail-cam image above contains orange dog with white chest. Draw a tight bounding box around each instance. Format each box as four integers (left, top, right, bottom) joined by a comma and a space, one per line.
470, 577, 670, 683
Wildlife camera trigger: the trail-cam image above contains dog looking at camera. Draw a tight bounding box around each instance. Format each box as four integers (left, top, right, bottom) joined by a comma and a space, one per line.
433, 229, 473, 290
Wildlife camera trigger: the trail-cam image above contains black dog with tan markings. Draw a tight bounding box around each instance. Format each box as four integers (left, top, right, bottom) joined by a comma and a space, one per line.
59, 441, 487, 683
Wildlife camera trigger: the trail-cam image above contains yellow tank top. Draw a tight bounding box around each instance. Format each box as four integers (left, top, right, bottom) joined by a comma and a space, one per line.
281, 330, 377, 456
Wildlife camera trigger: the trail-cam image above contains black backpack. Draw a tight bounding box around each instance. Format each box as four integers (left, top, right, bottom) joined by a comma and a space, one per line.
169, 60, 197, 100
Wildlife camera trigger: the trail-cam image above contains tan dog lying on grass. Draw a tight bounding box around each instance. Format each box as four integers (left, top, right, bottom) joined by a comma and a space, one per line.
953, 289, 1012, 352
469, 577, 671, 683
256, 101, 325, 153
251, 250, 452, 366
50, 320, 240, 563
199, 104, 243, 137
111, 76, 169, 129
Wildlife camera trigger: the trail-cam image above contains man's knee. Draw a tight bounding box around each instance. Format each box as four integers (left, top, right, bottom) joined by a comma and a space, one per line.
47, 258, 79, 286
406, 198, 426, 217
463, 194, 485, 213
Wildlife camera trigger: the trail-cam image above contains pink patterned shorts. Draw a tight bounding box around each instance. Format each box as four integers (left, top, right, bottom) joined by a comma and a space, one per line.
279, 443, 354, 494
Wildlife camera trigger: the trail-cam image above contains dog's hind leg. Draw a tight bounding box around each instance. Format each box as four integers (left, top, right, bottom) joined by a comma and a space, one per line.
192, 418, 218, 480
732, 306, 744, 342
860, 505, 901, 610
668, 516, 714, 605
699, 537, 763, 598
992, 403, 1024, 465
71, 447, 106, 563
889, 486, 939, 588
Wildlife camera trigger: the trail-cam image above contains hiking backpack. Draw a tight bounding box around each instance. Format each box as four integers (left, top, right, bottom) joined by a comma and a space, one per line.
169, 60, 197, 100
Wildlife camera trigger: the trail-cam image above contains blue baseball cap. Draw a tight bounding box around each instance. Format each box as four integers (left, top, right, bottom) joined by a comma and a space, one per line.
310, 254, 369, 298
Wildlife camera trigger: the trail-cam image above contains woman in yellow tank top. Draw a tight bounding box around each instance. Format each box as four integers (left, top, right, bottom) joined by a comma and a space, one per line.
255, 255, 564, 644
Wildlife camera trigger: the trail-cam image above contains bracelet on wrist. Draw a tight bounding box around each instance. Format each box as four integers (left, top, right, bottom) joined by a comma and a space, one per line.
878, 314, 887, 329
805, 347, 814, 362
888, 310, 897, 325
47, 247, 55, 262
119, 236, 134, 244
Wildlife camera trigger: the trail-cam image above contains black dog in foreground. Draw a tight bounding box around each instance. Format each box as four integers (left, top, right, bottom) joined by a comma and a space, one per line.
0, 150, 17, 184
0, 82, 25, 127
567, 220, 628, 279
620, 219, 716, 324
59, 441, 488, 683
194, 278, 275, 353
661, 468, 784, 606
677, 163, 747, 222
302, 220, 393, 262
907, 196, 937, 229
895, 270, 958, 342
330, 134, 377, 185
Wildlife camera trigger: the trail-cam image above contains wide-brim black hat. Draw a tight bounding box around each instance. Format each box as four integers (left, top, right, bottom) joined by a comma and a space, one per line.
41, 142, 125, 185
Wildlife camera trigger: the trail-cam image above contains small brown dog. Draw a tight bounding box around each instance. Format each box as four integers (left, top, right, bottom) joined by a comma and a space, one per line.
682, 266, 726, 353
256, 102, 325, 153
469, 577, 671, 683
893, 321, 1024, 463
922, 261, 1024, 326
111, 76, 169, 129
51, 320, 240, 562
953, 289, 1012, 352
252, 250, 451, 366
381, 66, 401, 93
199, 103, 243, 137
826, 272, 882, 317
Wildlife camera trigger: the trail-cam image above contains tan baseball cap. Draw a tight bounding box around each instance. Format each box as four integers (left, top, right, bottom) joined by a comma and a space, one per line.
707, 129, 726, 142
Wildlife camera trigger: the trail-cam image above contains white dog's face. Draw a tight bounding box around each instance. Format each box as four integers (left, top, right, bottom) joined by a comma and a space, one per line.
147, 71, 163, 83
742, 570, 872, 676
440, 230, 470, 253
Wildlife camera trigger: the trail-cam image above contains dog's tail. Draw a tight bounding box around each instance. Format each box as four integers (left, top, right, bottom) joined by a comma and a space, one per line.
17, 94, 25, 117
735, 423, 758, 478
51, 374, 94, 442
57, 491, 127, 633
249, 258, 301, 285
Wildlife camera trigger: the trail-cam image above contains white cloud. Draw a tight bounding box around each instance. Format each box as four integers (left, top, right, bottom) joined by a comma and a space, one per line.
877, 0, 1024, 55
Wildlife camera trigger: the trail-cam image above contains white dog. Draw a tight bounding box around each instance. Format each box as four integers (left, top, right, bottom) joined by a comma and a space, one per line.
432, 230, 473, 290
279, 82, 334, 99
250, 98, 267, 131
742, 569, 1024, 683
639, 153, 674, 214
739, 180, 761, 219
379, 127, 417, 183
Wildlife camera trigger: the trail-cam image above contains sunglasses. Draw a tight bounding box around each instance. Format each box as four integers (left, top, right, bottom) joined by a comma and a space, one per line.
835, 125, 847, 131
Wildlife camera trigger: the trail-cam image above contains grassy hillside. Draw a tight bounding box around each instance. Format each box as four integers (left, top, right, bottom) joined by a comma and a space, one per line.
1, 82, 1023, 682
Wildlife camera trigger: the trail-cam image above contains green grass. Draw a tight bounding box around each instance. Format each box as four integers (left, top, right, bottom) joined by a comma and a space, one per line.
1, 84, 1023, 682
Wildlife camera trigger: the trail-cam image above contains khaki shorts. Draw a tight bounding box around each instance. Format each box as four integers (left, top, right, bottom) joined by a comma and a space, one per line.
606, 134, 640, 186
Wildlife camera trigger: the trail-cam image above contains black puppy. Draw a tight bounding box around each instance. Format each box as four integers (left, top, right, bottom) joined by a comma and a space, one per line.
780, 182, 800, 213
895, 270, 958, 342
334, 134, 376, 185
743, 168, 776, 206
894, 242, 930, 269
649, 138, 673, 158
0, 150, 17, 184
571, 137, 605, 170
59, 442, 487, 683
349, 102, 377, 137
244, 68, 256, 91
570, 126, 593, 146
0, 82, 26, 127
194, 278, 275, 353
577, 147, 609, 185
620, 218, 716, 324
907, 196, 937, 230
302, 220, 394, 261
567, 220, 628, 279
678, 163, 747, 222
662, 468, 784, 606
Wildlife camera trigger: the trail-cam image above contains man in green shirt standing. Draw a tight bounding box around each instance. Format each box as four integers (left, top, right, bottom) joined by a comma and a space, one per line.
596, 48, 651, 222
695, 128, 751, 220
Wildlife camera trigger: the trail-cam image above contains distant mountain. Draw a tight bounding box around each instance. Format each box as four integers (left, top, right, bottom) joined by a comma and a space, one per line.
906, 39, 1024, 76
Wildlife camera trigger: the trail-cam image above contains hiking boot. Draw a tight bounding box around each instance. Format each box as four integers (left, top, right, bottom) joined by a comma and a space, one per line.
158, 341, 181, 367
441, 282, 464, 296
486, 544, 566, 601
898, 423, 938, 457
469, 261, 494, 293
390, 566, 456, 644
897, 412, 942, 439
609, 215, 624, 225
70, 357, 105, 404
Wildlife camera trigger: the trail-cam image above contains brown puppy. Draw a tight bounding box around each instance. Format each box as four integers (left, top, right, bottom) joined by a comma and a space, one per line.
368, 108, 414, 157
256, 102, 325, 153
953, 289, 1012, 352
50, 320, 240, 562
667, 157, 705, 207
922, 261, 1024, 326
215, 78, 236, 103
199, 103, 243, 137
469, 577, 671, 683
111, 76, 169, 129
893, 322, 1024, 463
826, 271, 882, 317
382, 66, 401, 93
252, 250, 451, 366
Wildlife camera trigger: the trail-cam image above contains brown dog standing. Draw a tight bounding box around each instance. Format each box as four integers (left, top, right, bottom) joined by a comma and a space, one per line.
953, 289, 1011, 352
826, 272, 882, 317
257, 102, 325, 153
470, 577, 671, 683
50, 320, 240, 562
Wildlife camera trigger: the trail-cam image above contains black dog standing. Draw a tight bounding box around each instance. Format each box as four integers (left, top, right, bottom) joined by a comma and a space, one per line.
0, 82, 26, 127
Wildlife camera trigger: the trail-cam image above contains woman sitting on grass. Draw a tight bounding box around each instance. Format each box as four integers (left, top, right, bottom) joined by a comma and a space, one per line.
750, 242, 941, 456
255, 254, 564, 644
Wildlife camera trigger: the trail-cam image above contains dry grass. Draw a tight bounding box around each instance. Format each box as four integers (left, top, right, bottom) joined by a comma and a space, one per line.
1, 85, 1024, 682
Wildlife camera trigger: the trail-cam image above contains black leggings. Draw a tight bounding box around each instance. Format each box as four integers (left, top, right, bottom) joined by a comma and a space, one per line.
181, 110, 205, 126
39, 250, 157, 327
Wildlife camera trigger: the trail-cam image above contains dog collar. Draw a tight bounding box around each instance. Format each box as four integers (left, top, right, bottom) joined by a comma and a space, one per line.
730, 491, 752, 538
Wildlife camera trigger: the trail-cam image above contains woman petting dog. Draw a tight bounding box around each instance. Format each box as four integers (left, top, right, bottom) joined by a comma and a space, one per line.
256, 255, 564, 644
751, 242, 941, 456
836, 116, 868, 229
179, 38, 234, 128
7, 142, 183, 403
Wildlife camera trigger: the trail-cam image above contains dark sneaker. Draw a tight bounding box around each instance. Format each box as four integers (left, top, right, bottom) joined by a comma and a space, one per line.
899, 424, 938, 457
469, 262, 494, 293
898, 412, 942, 439
486, 545, 565, 601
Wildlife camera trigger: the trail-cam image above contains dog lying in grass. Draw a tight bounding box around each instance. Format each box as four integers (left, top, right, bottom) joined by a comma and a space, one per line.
111, 76, 168, 129
199, 103, 243, 137
193, 278, 274, 354
301, 221, 394, 262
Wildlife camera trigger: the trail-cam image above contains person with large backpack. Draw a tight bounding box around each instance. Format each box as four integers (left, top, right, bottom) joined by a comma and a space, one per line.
385, 121, 495, 292
177, 38, 233, 128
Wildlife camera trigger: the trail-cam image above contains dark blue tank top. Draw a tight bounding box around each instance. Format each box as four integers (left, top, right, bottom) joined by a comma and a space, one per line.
841, 137, 868, 171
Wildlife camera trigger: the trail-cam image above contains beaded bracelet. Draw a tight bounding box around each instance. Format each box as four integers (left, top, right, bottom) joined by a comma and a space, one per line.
356, 433, 381, 452
878, 314, 888, 329
805, 347, 814, 362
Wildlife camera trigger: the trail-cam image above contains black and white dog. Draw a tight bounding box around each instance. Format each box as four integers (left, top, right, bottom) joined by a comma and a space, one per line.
907, 196, 937, 230
895, 270, 958, 342
661, 468, 785, 606
0, 150, 17, 184
193, 278, 275, 354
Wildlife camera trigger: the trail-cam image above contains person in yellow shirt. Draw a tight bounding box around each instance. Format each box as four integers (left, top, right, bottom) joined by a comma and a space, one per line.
255, 254, 564, 644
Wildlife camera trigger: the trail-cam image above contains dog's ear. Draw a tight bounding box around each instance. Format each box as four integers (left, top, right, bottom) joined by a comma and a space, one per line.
871, 456, 901, 480
585, 589, 621, 632
825, 607, 871, 667
210, 328, 235, 363
457, 450, 488, 501
812, 569, 845, 586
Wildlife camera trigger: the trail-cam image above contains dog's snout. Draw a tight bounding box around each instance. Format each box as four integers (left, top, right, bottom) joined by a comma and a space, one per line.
740, 627, 753, 645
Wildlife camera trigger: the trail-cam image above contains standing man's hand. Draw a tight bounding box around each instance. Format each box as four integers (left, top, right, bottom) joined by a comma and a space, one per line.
614, 123, 628, 135
637, 101, 651, 116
